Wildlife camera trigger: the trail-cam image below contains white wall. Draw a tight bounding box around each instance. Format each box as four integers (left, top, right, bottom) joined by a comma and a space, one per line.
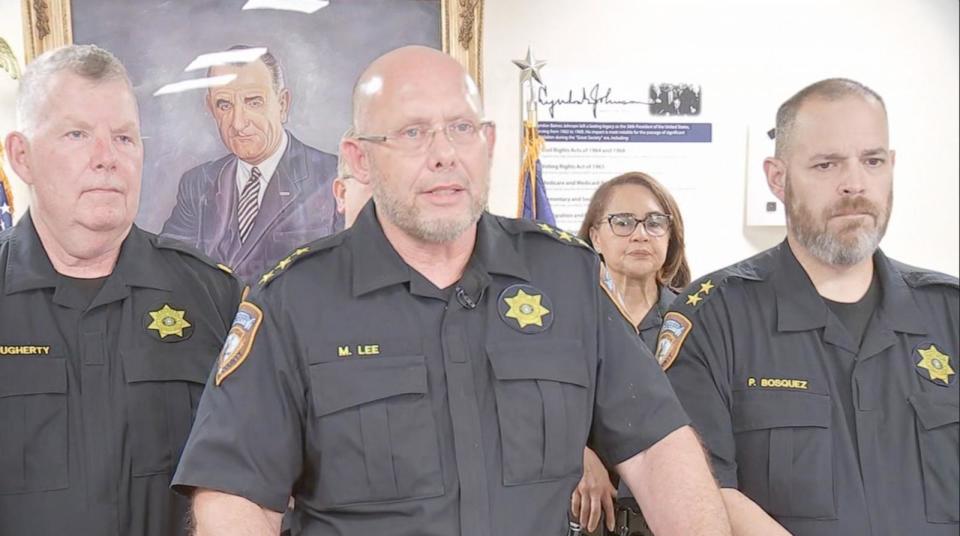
0, 0, 28, 223
484, 0, 960, 277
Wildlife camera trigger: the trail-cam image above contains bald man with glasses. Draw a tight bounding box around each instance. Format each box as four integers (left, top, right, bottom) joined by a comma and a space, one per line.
172, 46, 730, 536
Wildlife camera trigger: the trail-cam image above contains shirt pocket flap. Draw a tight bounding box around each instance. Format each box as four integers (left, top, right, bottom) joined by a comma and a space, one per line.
487, 340, 588, 387
122, 347, 216, 384
310, 355, 428, 417
909, 391, 960, 431
0, 357, 67, 398
733, 390, 831, 432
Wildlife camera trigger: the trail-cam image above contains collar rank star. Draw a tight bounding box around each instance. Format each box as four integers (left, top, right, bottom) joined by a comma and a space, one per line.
914, 343, 956, 386
498, 284, 553, 334
685, 279, 714, 306
146, 304, 192, 341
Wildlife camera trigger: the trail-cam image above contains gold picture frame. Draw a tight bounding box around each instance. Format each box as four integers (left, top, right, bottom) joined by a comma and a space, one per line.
21, 0, 483, 88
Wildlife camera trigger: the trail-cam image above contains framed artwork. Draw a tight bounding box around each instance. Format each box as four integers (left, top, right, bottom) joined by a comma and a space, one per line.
20, 0, 483, 283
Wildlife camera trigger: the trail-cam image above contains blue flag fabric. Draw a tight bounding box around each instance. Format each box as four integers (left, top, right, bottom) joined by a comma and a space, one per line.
517, 120, 556, 225
0, 159, 13, 231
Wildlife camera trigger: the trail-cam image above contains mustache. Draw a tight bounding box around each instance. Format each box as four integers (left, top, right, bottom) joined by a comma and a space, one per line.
826, 196, 881, 218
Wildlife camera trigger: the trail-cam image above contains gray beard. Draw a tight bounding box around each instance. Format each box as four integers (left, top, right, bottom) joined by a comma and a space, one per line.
370, 168, 487, 244
793, 219, 881, 266
785, 182, 891, 267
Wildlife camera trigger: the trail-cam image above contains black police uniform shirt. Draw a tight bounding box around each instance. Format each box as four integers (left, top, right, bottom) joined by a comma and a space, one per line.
173, 203, 690, 536
661, 241, 959, 536
615, 283, 676, 504
638, 285, 678, 351
0, 213, 243, 536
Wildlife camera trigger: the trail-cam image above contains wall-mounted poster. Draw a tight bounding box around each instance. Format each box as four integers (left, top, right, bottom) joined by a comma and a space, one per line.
21, 0, 483, 283
534, 73, 714, 233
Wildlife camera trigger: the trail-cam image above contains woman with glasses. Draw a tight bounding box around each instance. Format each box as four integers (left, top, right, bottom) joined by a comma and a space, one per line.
571, 171, 691, 536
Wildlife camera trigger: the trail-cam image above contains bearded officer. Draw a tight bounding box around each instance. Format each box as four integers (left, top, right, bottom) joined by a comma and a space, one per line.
661, 78, 959, 536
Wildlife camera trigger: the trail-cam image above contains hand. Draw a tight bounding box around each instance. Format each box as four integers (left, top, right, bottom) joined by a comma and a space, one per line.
571, 447, 617, 532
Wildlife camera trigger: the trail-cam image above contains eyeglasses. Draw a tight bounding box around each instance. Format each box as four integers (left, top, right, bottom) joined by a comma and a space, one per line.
355, 119, 493, 154
602, 212, 672, 237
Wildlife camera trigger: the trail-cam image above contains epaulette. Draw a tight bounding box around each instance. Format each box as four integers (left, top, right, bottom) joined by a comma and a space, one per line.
155, 236, 236, 276
257, 231, 347, 288
499, 216, 594, 252
896, 262, 960, 290
675, 260, 765, 314
655, 260, 764, 370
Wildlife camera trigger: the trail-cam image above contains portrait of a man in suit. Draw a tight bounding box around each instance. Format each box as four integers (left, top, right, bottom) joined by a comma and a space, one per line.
162, 46, 341, 283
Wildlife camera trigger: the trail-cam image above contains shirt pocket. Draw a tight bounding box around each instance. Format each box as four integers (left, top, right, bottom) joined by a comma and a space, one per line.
308, 355, 444, 507
908, 391, 959, 523
732, 389, 836, 519
0, 357, 69, 494
122, 346, 216, 476
487, 339, 590, 486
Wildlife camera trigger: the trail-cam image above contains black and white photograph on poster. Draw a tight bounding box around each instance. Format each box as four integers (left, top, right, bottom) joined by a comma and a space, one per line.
649, 83, 702, 115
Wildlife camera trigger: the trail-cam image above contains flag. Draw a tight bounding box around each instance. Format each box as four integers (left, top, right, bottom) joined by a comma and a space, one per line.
0, 145, 14, 231
517, 119, 555, 225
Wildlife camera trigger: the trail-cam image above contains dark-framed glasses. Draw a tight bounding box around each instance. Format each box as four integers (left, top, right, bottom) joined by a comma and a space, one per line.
603, 212, 672, 237
355, 119, 493, 153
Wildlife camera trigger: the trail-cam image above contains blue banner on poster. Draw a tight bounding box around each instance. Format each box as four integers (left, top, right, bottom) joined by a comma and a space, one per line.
539, 121, 712, 143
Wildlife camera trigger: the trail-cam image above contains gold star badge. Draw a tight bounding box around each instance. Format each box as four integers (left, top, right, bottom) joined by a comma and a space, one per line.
916, 344, 955, 385
504, 289, 551, 328
686, 292, 703, 306
147, 304, 191, 338
699, 280, 715, 295
538, 223, 554, 234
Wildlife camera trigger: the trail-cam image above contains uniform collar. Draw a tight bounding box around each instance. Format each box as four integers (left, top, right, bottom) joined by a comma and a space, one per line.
4, 212, 174, 304
638, 285, 676, 332
4, 212, 59, 294
474, 213, 531, 282
773, 240, 926, 335
872, 250, 927, 335
350, 204, 530, 297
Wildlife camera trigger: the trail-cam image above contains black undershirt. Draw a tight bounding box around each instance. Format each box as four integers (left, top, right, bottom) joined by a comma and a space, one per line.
824, 274, 882, 352
57, 274, 108, 309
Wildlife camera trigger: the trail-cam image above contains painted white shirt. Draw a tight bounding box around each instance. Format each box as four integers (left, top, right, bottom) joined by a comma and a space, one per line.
235, 131, 289, 206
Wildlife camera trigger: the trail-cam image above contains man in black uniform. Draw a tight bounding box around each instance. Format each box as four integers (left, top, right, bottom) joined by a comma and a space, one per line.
172, 46, 731, 536
660, 78, 959, 536
0, 45, 242, 535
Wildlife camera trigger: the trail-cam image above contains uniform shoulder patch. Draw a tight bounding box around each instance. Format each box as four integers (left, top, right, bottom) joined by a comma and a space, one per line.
499, 216, 594, 251
216, 300, 263, 386
258, 232, 347, 287
655, 311, 692, 370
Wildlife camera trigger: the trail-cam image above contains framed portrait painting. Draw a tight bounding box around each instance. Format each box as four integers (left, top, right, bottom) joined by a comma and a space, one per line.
21, 0, 483, 283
